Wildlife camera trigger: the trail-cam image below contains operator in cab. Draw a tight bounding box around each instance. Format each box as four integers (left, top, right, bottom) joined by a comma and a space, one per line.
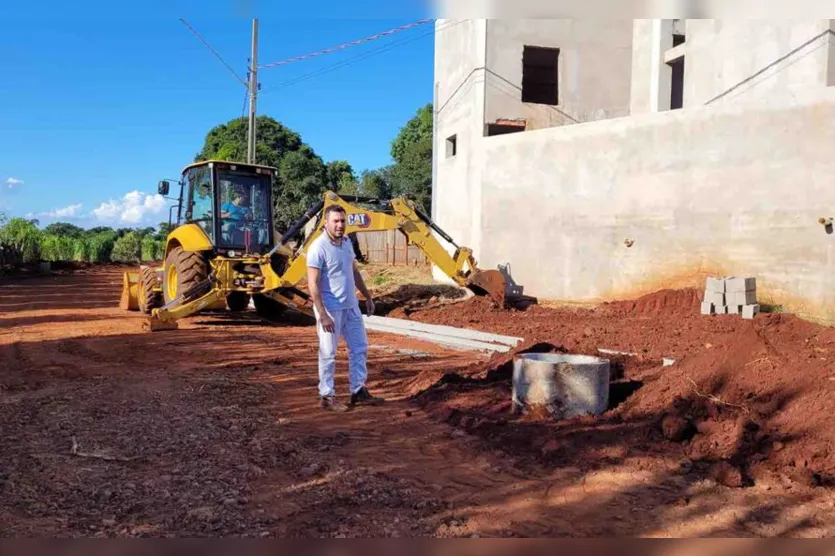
220, 188, 253, 245
221, 189, 252, 221
306, 204, 385, 412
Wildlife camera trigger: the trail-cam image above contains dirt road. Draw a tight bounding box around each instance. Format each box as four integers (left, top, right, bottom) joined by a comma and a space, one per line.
1, 267, 834, 537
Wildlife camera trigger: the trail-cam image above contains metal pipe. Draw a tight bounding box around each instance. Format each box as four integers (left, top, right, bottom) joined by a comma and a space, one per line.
413, 204, 458, 248
268, 200, 325, 256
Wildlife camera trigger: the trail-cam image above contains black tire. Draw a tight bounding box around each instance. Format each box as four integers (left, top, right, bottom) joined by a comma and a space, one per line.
163, 246, 209, 306
226, 291, 251, 312
253, 293, 287, 323
138, 267, 162, 315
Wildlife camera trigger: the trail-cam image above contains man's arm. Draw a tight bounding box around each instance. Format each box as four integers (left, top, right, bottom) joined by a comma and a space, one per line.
307, 244, 334, 332
307, 265, 335, 332
353, 261, 374, 315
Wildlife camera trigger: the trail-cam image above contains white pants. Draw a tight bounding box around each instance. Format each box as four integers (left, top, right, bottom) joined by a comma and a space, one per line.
314, 306, 368, 397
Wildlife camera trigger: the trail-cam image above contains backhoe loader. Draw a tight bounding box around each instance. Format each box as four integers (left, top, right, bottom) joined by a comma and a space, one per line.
119, 159, 515, 331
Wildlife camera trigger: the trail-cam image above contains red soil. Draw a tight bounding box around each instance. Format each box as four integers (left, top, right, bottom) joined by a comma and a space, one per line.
406, 289, 835, 489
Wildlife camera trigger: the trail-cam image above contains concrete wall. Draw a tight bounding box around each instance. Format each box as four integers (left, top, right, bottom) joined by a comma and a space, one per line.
630, 19, 835, 114
475, 87, 835, 323
484, 19, 634, 130
432, 17, 486, 248
685, 20, 833, 106
432, 19, 488, 283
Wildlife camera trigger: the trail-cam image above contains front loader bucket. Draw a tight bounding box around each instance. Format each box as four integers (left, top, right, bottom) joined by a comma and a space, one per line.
119, 271, 140, 311
142, 317, 178, 332
466, 269, 507, 308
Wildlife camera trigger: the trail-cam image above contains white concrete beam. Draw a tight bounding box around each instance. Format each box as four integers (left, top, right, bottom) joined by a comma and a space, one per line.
365, 315, 522, 346
650, 19, 674, 112
363, 315, 523, 353
664, 43, 686, 64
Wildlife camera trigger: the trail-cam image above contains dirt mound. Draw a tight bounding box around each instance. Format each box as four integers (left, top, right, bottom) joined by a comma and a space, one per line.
621, 313, 835, 487
407, 290, 835, 489
405, 341, 563, 398
596, 288, 703, 317
374, 284, 469, 317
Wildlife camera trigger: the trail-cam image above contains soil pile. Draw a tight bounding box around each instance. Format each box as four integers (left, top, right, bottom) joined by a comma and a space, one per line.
406, 290, 835, 489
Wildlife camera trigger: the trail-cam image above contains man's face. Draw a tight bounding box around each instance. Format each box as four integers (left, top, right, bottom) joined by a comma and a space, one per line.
325, 209, 346, 238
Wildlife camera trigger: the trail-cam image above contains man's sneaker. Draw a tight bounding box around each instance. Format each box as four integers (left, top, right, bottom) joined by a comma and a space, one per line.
350, 387, 385, 407
320, 395, 350, 412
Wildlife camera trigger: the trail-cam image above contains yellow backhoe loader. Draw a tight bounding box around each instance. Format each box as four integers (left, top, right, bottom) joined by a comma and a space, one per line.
120, 159, 516, 331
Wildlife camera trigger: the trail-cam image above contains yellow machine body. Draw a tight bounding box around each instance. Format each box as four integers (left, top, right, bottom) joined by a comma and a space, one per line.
121, 165, 511, 331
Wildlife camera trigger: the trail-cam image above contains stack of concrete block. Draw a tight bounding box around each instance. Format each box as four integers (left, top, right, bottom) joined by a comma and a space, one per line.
700, 276, 760, 319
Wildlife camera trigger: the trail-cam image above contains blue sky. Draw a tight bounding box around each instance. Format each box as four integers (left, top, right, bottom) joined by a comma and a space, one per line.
0, 0, 436, 229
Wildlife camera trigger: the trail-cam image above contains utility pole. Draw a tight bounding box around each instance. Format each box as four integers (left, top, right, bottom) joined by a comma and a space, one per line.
247, 18, 259, 164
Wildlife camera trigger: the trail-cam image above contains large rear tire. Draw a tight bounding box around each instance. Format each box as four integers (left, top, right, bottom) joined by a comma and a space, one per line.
138, 267, 162, 315
163, 246, 209, 306
226, 291, 251, 312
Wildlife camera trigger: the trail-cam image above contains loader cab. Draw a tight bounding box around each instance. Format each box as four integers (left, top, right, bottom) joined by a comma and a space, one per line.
165, 160, 276, 255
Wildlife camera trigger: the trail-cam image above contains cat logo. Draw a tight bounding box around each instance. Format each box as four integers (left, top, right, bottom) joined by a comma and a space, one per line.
347, 213, 370, 228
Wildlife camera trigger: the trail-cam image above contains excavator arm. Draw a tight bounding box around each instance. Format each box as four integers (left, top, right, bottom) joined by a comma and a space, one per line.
263, 191, 508, 307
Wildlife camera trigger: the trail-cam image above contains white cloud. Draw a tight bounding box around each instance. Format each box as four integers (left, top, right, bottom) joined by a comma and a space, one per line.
6, 177, 23, 188
26, 203, 84, 220
54, 203, 83, 218
91, 191, 166, 225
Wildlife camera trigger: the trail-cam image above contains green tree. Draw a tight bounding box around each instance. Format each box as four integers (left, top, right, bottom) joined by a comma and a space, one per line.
384, 103, 434, 212
390, 103, 432, 164
87, 232, 117, 263
111, 232, 142, 263
39, 235, 76, 261
390, 134, 432, 213
157, 221, 173, 239
195, 115, 327, 232
359, 167, 394, 200
86, 226, 115, 236
276, 148, 328, 231
0, 217, 42, 262
325, 160, 358, 194
73, 238, 90, 262
141, 236, 164, 261
43, 222, 84, 238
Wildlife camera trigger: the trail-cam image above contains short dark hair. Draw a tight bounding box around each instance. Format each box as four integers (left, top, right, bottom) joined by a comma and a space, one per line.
324, 204, 346, 219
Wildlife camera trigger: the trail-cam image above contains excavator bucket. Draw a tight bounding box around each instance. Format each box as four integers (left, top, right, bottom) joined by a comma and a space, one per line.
119, 271, 139, 311
466, 269, 508, 308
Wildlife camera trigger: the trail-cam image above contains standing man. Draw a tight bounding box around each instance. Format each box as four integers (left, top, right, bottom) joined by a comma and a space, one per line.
307, 204, 385, 411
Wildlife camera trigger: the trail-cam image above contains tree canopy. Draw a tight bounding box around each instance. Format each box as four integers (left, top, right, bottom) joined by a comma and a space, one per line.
195, 115, 329, 231
43, 222, 85, 238
386, 103, 433, 212
194, 106, 435, 230
325, 160, 358, 194
390, 103, 432, 165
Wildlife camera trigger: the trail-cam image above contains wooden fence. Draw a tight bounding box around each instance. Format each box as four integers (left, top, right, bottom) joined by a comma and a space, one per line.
353, 230, 429, 266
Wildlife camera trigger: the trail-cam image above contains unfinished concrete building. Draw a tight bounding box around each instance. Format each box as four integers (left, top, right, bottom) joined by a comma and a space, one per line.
432, 19, 835, 323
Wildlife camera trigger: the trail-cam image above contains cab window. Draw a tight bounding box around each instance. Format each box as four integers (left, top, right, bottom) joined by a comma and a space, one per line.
218, 171, 271, 247
189, 166, 214, 240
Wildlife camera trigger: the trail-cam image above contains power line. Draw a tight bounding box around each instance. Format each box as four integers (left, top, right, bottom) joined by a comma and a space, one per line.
179, 19, 248, 87
258, 18, 434, 70
259, 20, 463, 94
